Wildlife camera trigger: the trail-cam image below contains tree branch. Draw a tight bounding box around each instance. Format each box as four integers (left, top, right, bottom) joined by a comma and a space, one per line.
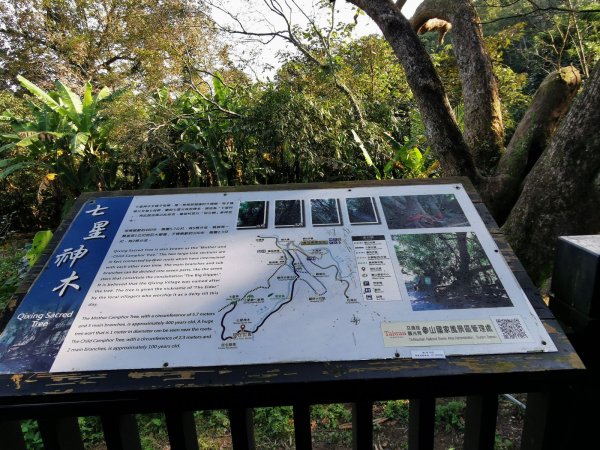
346, 0, 482, 181
480, 4, 600, 25
410, 0, 505, 172
101, 55, 135, 68
486, 66, 581, 221
502, 62, 600, 283
211, 0, 365, 123
409, 0, 451, 32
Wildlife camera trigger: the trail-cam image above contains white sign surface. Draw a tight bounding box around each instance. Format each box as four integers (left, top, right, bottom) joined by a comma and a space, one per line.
0, 184, 556, 373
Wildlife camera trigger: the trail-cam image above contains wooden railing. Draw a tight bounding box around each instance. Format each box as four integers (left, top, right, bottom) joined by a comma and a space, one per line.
0, 387, 589, 449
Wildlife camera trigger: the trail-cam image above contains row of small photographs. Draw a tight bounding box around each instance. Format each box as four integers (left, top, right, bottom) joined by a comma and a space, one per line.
237, 197, 378, 229
237, 194, 470, 229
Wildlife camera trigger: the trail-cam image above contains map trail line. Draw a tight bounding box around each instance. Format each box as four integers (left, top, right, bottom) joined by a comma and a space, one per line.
220, 236, 352, 340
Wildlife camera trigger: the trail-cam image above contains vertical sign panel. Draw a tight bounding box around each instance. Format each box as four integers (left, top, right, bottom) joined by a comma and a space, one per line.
0, 197, 131, 373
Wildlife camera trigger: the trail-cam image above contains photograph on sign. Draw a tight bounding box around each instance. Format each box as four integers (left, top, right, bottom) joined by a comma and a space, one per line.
346, 197, 379, 225
380, 194, 469, 229
237, 200, 268, 229
392, 232, 512, 311
275, 200, 304, 227
310, 198, 342, 226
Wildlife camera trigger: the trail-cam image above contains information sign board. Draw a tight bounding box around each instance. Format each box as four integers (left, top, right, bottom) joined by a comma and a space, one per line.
0, 184, 555, 373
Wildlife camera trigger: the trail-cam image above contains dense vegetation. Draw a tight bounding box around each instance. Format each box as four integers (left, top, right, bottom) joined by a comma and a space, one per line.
2, 0, 595, 235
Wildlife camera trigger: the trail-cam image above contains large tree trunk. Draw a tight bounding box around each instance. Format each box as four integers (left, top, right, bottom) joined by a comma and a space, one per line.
347, 0, 482, 182
411, 0, 504, 173
490, 66, 582, 222
346, 0, 596, 285
502, 62, 600, 283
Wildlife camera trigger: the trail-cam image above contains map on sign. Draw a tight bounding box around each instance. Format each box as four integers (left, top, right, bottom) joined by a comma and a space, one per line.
0, 184, 556, 373
220, 234, 354, 340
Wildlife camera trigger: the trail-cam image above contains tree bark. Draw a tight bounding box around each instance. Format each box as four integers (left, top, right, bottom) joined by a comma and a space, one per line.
490, 66, 581, 222
346, 0, 482, 182
411, 0, 504, 174
456, 232, 471, 285
502, 62, 600, 283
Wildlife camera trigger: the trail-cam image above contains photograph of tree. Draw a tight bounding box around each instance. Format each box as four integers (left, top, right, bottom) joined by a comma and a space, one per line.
237, 201, 268, 229
392, 232, 512, 311
311, 199, 342, 226
346, 197, 379, 224
380, 195, 470, 229
275, 200, 304, 227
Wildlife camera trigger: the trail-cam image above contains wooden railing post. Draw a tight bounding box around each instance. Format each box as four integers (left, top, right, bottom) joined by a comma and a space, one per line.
101, 414, 142, 450
228, 407, 255, 450
293, 403, 312, 449
0, 420, 26, 450
352, 400, 373, 450
408, 397, 435, 450
165, 410, 199, 450
38, 417, 85, 450
521, 391, 572, 450
463, 394, 498, 450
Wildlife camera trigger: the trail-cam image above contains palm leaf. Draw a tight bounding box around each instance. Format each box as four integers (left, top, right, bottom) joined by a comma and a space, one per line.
0, 161, 38, 179
26, 230, 53, 267
15, 131, 65, 148
351, 129, 381, 180
212, 74, 228, 104
0, 142, 17, 154
17, 76, 60, 111
0, 158, 16, 169
93, 86, 111, 103
81, 82, 94, 131
70, 132, 90, 155
142, 159, 172, 188
55, 80, 83, 127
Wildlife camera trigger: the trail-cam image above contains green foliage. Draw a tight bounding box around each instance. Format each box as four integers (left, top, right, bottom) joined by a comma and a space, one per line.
0, 0, 219, 91
0, 0, 592, 240
382, 132, 438, 179
0, 212, 15, 245
310, 403, 353, 447
1, 77, 116, 206
26, 230, 53, 267
78, 417, 104, 446
479, 0, 600, 92
436, 399, 466, 433
496, 434, 516, 449
253, 406, 295, 448
154, 77, 236, 187
196, 409, 230, 433
139, 413, 168, 448
383, 399, 410, 423
21, 419, 43, 448
1, 27, 442, 229
485, 24, 532, 137
0, 238, 28, 310
352, 129, 382, 180
0, 92, 30, 134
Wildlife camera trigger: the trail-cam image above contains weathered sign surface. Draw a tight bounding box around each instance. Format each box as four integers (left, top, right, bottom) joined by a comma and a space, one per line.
0, 183, 555, 373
